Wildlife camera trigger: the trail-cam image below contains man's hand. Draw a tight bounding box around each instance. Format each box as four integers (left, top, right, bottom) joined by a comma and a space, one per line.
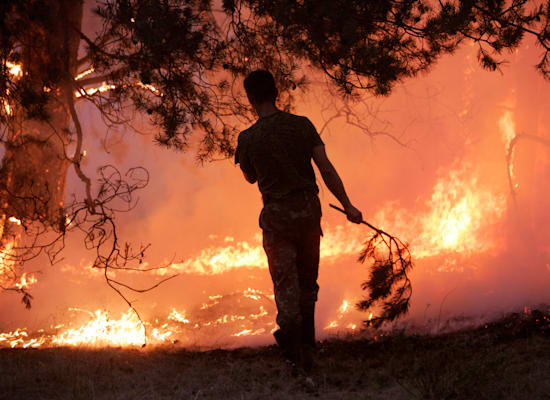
344, 204, 363, 224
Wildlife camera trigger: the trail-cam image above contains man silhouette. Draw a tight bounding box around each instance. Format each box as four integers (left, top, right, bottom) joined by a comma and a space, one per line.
235, 70, 362, 373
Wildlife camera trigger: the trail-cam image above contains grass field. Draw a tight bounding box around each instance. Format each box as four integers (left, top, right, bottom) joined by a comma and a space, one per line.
1, 310, 550, 400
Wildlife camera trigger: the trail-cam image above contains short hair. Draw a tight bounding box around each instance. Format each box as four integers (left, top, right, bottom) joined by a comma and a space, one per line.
243, 70, 278, 103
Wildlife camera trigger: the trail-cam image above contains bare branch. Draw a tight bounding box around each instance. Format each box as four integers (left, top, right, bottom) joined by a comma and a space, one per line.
66, 84, 95, 213
506, 133, 550, 204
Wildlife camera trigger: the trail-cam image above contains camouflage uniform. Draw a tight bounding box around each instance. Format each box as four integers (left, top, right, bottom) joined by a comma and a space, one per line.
235, 110, 323, 359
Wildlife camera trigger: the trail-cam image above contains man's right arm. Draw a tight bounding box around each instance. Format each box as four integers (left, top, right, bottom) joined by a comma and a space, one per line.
235, 132, 257, 184
312, 145, 363, 223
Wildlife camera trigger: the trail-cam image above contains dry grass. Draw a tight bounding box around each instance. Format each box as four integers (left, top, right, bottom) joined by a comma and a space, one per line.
1, 311, 550, 400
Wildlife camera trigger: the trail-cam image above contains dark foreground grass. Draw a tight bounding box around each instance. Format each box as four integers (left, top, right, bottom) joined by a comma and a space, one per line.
1, 311, 550, 400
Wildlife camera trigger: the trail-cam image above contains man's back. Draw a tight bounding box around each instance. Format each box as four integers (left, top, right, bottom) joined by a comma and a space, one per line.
235, 110, 324, 202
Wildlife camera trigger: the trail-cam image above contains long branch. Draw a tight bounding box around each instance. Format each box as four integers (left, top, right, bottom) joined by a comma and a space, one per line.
65, 85, 95, 212
506, 133, 550, 203
77, 71, 123, 87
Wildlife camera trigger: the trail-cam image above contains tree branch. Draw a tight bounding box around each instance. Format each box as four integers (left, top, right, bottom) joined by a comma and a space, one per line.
65, 84, 95, 213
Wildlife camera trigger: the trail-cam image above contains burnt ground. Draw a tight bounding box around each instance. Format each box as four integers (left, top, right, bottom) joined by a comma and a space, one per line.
1, 310, 550, 400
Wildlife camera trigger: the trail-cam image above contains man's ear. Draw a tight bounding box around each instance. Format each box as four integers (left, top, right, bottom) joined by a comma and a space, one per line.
246, 92, 258, 106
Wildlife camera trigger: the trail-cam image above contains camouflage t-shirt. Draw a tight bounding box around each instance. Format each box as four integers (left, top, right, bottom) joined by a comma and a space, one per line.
235, 110, 324, 234
235, 110, 324, 200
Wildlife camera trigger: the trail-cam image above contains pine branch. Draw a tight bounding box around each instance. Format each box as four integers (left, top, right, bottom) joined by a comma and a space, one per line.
330, 203, 413, 327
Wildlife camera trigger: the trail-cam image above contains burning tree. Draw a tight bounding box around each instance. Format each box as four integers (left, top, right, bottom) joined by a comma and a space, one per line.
0, 0, 549, 323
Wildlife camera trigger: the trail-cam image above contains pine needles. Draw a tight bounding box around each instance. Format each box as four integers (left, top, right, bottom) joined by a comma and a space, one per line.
329, 204, 413, 327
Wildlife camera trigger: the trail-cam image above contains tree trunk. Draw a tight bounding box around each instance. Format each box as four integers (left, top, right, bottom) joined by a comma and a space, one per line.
0, 0, 83, 231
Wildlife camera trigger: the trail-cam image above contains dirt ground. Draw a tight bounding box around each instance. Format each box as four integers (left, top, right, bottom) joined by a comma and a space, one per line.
1, 311, 550, 400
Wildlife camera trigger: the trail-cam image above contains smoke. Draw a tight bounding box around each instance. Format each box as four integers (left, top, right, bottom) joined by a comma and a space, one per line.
2, 32, 550, 347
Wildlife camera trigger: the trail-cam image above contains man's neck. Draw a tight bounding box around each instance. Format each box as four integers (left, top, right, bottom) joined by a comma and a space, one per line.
255, 102, 279, 118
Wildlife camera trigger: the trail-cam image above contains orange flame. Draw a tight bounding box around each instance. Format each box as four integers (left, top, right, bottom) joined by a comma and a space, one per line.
51, 308, 149, 347
499, 109, 518, 189
6, 62, 22, 78
14, 272, 37, 290
0, 241, 38, 290
375, 161, 506, 259
0, 288, 279, 348
8, 217, 21, 225
75, 82, 116, 98
3, 62, 21, 115
324, 298, 360, 330
155, 226, 362, 276
74, 67, 95, 81
0, 329, 46, 348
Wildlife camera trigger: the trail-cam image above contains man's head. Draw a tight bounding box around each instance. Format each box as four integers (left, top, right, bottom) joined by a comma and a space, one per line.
243, 70, 278, 106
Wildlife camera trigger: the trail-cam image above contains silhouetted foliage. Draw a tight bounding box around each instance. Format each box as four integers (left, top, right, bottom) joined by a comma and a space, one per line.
2, 1, 550, 155
357, 231, 413, 327
66, 0, 550, 159
235, 0, 550, 94
331, 204, 413, 327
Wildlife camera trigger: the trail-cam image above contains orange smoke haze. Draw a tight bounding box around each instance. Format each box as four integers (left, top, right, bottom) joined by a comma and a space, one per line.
1, 31, 550, 348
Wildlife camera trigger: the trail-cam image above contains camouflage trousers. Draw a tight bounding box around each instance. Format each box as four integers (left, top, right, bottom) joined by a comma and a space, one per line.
263, 227, 320, 349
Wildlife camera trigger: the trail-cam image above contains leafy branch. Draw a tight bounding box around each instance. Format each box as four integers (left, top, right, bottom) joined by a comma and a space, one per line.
330, 203, 413, 327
